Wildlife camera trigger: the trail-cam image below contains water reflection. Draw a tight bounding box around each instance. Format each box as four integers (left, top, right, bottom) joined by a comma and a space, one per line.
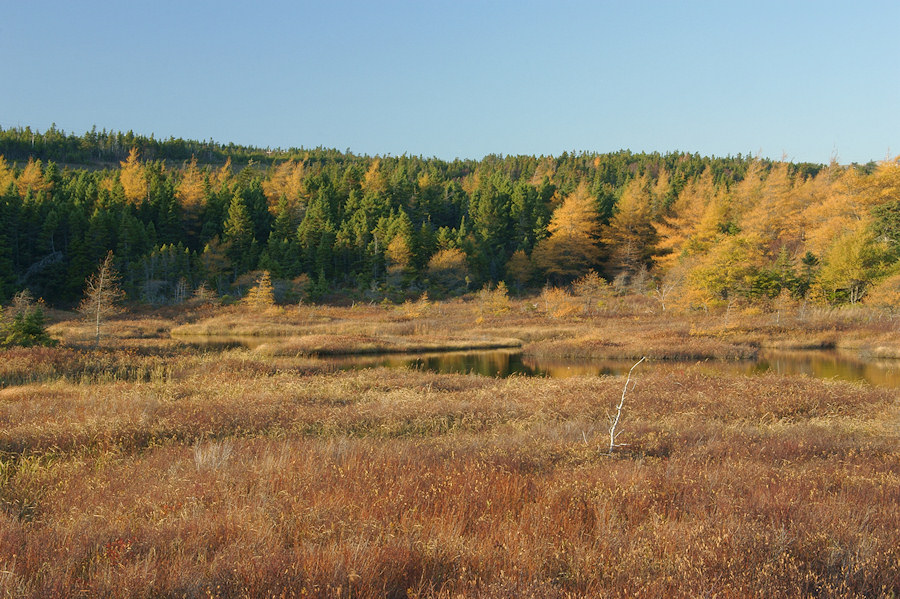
323, 349, 900, 388
749, 349, 900, 388
324, 350, 534, 377
175, 335, 900, 388
175, 335, 273, 350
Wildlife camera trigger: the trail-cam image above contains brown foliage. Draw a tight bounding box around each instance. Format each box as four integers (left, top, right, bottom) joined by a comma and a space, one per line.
0, 351, 897, 597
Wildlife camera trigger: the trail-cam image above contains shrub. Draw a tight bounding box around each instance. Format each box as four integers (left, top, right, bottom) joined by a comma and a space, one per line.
243, 271, 275, 310
540, 286, 580, 319
1, 306, 57, 348
427, 248, 469, 293
475, 281, 511, 317
571, 269, 614, 315
400, 292, 431, 319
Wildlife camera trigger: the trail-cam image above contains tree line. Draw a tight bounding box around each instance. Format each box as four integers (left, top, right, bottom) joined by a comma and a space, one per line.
0, 126, 897, 311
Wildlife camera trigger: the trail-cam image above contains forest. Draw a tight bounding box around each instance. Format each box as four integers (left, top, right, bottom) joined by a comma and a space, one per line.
1, 124, 898, 312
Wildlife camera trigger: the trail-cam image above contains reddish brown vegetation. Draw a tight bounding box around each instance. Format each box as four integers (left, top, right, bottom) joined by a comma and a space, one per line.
1, 341, 898, 598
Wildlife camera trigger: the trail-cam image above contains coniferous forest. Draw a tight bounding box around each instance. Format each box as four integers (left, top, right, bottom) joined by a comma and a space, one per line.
1, 124, 899, 310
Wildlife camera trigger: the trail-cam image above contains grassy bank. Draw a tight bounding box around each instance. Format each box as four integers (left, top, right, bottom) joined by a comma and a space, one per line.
162, 298, 900, 361
2, 301, 897, 596
1, 343, 898, 596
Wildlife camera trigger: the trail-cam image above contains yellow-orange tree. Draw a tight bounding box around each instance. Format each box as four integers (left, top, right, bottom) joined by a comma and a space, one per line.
119, 147, 148, 205
533, 182, 600, 282
176, 156, 207, 241
600, 175, 656, 280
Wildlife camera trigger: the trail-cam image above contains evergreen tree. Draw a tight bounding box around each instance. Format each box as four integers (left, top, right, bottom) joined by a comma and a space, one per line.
223, 193, 254, 274
1, 305, 56, 348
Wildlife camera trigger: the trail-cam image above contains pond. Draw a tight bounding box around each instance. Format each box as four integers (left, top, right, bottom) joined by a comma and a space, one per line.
319, 348, 900, 388
175, 336, 900, 388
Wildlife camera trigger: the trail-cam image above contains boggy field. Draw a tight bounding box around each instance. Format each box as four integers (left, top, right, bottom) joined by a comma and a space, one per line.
1, 300, 899, 598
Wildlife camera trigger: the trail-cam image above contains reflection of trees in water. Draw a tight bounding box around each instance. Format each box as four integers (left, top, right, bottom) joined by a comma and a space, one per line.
519, 356, 635, 378
243, 344, 898, 388
418, 351, 517, 376
755, 350, 900, 388
331, 350, 524, 377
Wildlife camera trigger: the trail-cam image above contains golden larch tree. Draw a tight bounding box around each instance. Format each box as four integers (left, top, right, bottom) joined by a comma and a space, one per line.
814, 228, 887, 304
262, 159, 306, 214
176, 156, 208, 236
802, 165, 864, 257
211, 157, 233, 191
687, 235, 766, 306
427, 248, 469, 291
16, 157, 51, 196
532, 181, 601, 281
864, 271, 900, 317
0, 156, 14, 192
649, 167, 672, 214
737, 162, 805, 256
386, 235, 412, 269
362, 158, 387, 195
244, 271, 275, 310
119, 147, 148, 205
855, 156, 900, 208
600, 175, 655, 278
729, 159, 766, 217
176, 156, 207, 212
653, 169, 718, 270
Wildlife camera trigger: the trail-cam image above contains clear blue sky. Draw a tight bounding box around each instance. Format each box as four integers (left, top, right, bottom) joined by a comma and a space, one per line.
2, 0, 897, 164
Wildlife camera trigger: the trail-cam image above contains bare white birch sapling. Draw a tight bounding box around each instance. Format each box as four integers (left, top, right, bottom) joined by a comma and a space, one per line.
607, 356, 645, 454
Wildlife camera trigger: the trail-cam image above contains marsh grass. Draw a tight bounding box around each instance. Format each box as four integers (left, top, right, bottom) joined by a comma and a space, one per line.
167, 298, 900, 362
1, 350, 898, 597
1, 302, 899, 597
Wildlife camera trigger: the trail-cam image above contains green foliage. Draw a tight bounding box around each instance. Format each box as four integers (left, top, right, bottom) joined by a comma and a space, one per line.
4, 124, 898, 310
1, 305, 57, 348
815, 228, 888, 304
871, 199, 900, 258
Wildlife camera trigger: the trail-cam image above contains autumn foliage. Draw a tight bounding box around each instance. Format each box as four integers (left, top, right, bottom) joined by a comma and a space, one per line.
1, 125, 900, 313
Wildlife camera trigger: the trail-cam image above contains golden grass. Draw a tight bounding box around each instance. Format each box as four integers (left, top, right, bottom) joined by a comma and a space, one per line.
251, 334, 522, 357
1, 346, 898, 597
2, 301, 899, 596
164, 298, 900, 362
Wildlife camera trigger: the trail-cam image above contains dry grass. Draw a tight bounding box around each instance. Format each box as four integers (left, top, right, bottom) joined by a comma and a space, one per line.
1, 346, 898, 597
1, 301, 899, 597
251, 334, 522, 357
166, 298, 900, 362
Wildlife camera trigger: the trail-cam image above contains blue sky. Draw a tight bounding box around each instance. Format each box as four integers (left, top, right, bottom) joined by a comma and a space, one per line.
1, 0, 897, 164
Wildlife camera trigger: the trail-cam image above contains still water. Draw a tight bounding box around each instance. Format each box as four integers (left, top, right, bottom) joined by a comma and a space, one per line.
323, 349, 900, 388
176, 336, 900, 388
